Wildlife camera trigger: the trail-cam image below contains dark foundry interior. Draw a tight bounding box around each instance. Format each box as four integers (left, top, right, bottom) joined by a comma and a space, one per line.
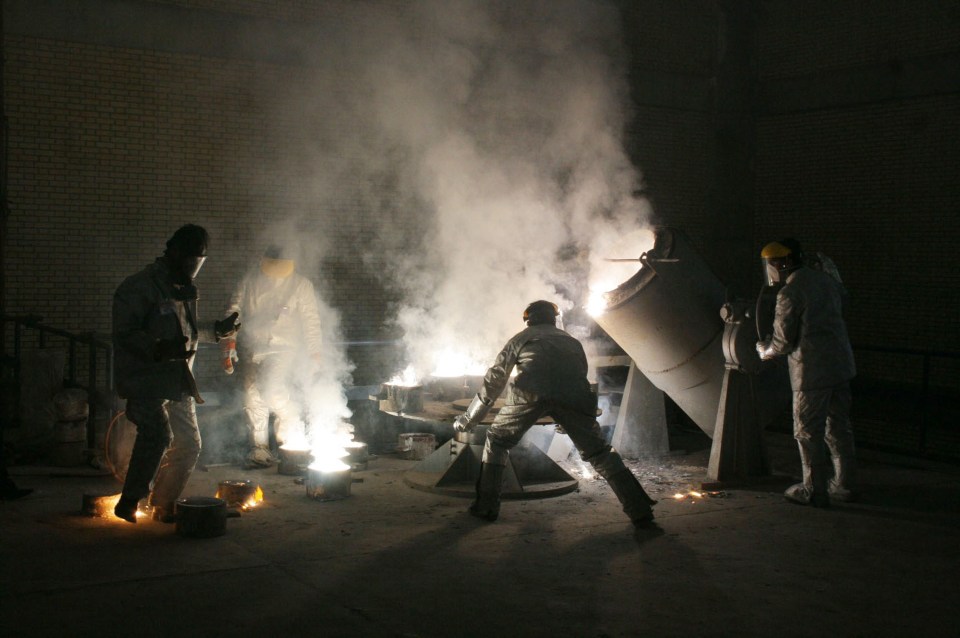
1, 2, 958, 637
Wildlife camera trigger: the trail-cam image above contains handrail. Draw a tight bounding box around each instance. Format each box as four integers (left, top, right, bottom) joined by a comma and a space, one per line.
1, 313, 115, 449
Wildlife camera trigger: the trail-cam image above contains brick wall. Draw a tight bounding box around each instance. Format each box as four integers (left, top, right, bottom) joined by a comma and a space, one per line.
2, 32, 396, 385
755, 0, 960, 392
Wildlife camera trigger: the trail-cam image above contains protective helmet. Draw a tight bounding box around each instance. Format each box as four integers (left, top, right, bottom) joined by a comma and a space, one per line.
760, 238, 802, 286
260, 245, 295, 279
165, 224, 209, 283
523, 300, 560, 326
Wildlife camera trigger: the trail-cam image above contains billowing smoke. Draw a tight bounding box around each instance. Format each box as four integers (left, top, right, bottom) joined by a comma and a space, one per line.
260, 0, 654, 382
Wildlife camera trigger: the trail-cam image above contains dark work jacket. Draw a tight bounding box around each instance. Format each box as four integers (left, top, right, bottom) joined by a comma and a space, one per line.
112, 259, 214, 401
480, 323, 596, 416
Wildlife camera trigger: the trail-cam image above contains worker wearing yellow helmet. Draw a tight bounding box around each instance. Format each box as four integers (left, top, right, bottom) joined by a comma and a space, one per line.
756, 238, 858, 506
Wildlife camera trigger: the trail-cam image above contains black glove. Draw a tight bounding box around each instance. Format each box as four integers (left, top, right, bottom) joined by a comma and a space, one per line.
214, 312, 241, 340
154, 337, 194, 361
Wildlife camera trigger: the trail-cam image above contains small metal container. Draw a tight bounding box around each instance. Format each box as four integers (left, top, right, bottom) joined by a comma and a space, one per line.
216, 480, 259, 509
278, 447, 313, 476
344, 441, 369, 471
398, 432, 436, 460
305, 467, 352, 501
175, 496, 227, 538
385, 383, 424, 413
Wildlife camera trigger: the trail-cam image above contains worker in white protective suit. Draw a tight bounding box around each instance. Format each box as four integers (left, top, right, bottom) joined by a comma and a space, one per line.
222, 246, 323, 468
453, 300, 657, 527
113, 225, 240, 523
756, 238, 858, 507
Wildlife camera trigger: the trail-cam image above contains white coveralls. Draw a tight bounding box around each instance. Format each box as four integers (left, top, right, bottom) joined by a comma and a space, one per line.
768, 267, 857, 503
227, 269, 323, 450
112, 259, 214, 512
477, 323, 654, 523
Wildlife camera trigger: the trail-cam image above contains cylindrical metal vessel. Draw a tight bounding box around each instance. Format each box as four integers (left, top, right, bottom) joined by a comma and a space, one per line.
344, 441, 369, 471
385, 384, 424, 413
216, 480, 260, 508
594, 227, 726, 437
277, 447, 313, 476
175, 497, 227, 538
398, 433, 436, 460
305, 467, 352, 501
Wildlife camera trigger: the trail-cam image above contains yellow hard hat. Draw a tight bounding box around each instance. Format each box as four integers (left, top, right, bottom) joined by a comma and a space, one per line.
760, 241, 792, 259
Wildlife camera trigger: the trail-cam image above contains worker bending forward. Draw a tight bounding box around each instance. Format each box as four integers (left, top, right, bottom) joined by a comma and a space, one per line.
454, 300, 656, 527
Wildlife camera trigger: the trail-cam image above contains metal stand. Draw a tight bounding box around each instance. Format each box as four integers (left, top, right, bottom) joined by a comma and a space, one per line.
706, 301, 770, 484
403, 425, 579, 499
610, 360, 670, 458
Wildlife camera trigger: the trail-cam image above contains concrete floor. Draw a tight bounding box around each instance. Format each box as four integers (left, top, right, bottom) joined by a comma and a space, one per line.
2, 431, 958, 638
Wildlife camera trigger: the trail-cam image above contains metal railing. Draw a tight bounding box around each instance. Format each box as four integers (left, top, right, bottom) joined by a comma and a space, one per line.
1, 313, 115, 449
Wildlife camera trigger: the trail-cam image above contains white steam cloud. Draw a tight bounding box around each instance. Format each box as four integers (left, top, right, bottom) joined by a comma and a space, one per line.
259, 0, 654, 382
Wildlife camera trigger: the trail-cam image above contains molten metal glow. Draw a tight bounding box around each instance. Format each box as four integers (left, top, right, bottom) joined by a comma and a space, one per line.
280, 434, 311, 452
309, 426, 354, 472
430, 348, 487, 377
308, 457, 351, 472
586, 290, 610, 317
388, 364, 420, 387
587, 228, 656, 317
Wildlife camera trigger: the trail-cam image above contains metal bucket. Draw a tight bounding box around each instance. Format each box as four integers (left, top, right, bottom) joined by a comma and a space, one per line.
277, 447, 313, 476
175, 497, 227, 538
345, 441, 369, 471
215, 480, 260, 509
593, 227, 726, 437
384, 384, 424, 413
398, 432, 436, 460
305, 467, 352, 501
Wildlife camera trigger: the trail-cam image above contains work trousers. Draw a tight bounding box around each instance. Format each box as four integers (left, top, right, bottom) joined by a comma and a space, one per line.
242, 355, 304, 448
794, 382, 856, 495
121, 396, 201, 510
482, 387, 628, 480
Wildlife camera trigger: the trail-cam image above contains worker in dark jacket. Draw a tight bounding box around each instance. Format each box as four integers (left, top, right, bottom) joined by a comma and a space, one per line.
112, 225, 240, 523
756, 239, 857, 506
454, 300, 656, 527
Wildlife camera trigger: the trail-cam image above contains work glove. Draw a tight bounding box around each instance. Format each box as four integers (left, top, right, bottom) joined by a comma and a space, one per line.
222, 338, 238, 374
453, 414, 475, 433
153, 336, 194, 361
214, 312, 241, 340
756, 340, 776, 361
453, 394, 492, 433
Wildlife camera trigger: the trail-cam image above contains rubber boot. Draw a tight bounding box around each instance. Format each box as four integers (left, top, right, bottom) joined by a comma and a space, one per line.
605, 469, 656, 527
469, 462, 505, 522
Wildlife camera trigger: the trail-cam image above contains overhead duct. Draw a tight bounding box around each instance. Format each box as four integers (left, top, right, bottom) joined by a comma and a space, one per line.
592, 227, 726, 437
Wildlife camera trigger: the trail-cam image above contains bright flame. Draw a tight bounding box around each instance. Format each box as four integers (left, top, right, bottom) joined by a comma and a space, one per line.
244, 485, 265, 510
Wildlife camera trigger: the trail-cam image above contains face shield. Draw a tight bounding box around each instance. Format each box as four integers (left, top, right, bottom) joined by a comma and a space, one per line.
763, 257, 788, 287
182, 255, 207, 281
